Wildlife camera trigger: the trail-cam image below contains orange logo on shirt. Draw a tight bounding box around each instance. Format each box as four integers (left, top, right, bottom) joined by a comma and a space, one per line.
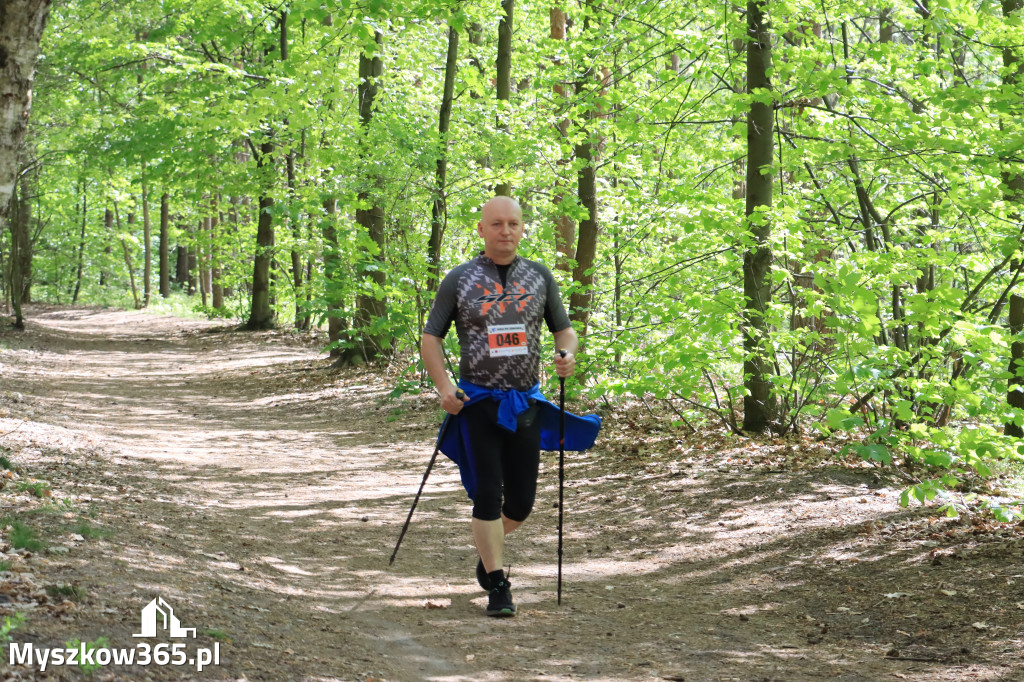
476, 282, 534, 315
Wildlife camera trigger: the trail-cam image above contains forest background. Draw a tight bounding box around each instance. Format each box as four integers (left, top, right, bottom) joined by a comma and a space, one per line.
2, 0, 1024, 520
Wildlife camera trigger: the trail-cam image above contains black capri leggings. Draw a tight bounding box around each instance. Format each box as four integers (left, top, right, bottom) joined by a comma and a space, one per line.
462, 398, 542, 523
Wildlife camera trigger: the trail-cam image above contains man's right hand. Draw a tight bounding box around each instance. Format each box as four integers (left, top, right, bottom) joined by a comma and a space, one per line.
441, 388, 468, 415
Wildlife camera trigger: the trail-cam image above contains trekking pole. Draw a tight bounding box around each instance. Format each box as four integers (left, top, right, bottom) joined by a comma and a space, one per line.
557, 349, 567, 605
389, 388, 465, 566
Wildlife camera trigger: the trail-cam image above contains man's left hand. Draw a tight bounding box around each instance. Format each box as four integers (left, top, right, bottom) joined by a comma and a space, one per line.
554, 350, 575, 378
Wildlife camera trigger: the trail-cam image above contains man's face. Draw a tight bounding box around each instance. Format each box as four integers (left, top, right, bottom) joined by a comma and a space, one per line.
477, 198, 524, 264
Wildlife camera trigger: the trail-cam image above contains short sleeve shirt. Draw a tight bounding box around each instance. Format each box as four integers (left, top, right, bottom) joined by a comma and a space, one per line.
424, 254, 572, 391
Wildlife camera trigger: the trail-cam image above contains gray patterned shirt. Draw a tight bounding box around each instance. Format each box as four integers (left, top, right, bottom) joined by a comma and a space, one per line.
424, 254, 572, 390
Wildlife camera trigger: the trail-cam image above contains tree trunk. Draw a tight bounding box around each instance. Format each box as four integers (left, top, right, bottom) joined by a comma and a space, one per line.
279, 14, 307, 331
72, 175, 87, 303
115, 204, 141, 309
8, 176, 27, 327
245, 12, 287, 331
246, 163, 276, 329
225, 197, 240, 300
568, 14, 602, 340
428, 24, 459, 290
1002, 0, 1024, 435
199, 216, 209, 307
741, 0, 777, 433
11, 167, 32, 306
569, 131, 598, 337
879, 8, 894, 43
321, 191, 344, 359
1, 223, 8, 315
142, 177, 151, 307
0, 0, 51, 239
210, 196, 223, 310
186, 225, 197, 295
159, 193, 170, 297
286, 148, 307, 330
342, 30, 387, 363
1000, 0, 1024, 209
494, 0, 514, 197
101, 208, 113, 287
1006, 295, 1024, 437
550, 7, 576, 275
175, 242, 188, 289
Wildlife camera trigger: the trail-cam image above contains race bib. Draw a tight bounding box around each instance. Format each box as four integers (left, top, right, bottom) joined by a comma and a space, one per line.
488, 324, 528, 357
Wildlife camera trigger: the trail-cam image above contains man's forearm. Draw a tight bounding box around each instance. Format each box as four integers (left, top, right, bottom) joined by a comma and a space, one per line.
421, 334, 456, 396
552, 327, 579, 355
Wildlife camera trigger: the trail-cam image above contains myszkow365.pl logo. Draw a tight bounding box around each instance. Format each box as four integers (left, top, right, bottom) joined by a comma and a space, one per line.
8, 596, 221, 673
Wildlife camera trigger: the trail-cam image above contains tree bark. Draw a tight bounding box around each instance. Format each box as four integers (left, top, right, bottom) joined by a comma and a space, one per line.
342, 30, 388, 363
246, 152, 276, 329
879, 8, 894, 43
186, 225, 197, 295
210, 195, 223, 310
10, 166, 32, 307
741, 0, 777, 433
321, 191, 344, 358
569, 129, 598, 336
72, 175, 87, 303
199, 216, 209, 307
101, 208, 113, 287
175, 242, 188, 289
115, 204, 141, 309
1002, 0, 1024, 434
142, 176, 151, 307
0, 0, 51, 239
1006, 295, 1024, 437
286, 148, 307, 329
568, 11, 603, 340
245, 12, 288, 330
1000, 0, 1024, 207
550, 7, 576, 275
159, 193, 170, 297
279, 12, 308, 331
428, 24, 459, 290
8, 174, 28, 327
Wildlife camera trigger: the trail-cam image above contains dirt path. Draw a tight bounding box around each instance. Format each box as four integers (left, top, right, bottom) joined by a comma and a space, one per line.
1, 306, 1023, 681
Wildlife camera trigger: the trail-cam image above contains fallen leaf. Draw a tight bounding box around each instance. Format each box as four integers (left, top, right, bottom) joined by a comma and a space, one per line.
939, 589, 956, 596
972, 622, 989, 631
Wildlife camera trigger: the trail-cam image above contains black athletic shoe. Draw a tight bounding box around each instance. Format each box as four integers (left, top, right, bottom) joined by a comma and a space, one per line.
476, 558, 491, 591
486, 576, 516, 617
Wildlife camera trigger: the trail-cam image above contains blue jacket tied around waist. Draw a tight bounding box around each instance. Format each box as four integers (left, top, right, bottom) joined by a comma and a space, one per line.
438, 380, 602, 500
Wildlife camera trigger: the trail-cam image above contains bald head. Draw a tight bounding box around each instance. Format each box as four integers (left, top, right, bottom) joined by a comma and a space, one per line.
481, 195, 521, 218
477, 196, 524, 264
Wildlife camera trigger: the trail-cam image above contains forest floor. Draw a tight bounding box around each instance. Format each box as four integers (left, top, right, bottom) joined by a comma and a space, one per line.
0, 304, 1023, 682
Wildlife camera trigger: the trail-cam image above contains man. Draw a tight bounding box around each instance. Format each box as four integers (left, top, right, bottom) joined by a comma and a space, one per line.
421, 195, 578, 617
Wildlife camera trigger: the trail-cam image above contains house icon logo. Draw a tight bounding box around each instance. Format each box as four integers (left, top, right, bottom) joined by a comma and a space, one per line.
133, 597, 197, 639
